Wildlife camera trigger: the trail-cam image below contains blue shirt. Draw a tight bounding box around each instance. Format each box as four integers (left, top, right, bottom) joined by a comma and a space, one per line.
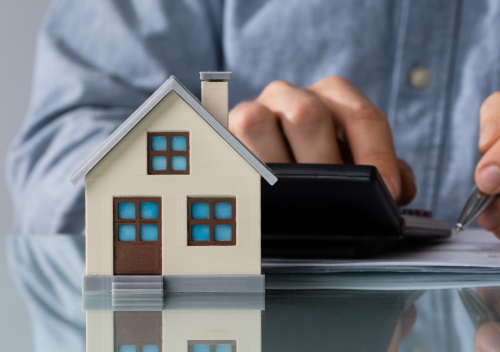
7, 0, 500, 234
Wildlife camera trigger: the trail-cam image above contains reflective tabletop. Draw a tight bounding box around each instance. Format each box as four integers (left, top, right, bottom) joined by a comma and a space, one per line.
4, 235, 500, 352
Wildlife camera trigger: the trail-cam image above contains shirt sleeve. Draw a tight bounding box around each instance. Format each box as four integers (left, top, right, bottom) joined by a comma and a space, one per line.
6, 0, 223, 234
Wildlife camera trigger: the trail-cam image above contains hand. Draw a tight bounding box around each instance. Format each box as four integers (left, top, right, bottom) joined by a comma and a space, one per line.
475, 92, 500, 236
387, 304, 417, 352
229, 76, 416, 205
474, 287, 500, 352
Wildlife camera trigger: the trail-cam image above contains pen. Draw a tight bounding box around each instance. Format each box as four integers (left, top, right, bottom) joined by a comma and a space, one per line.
454, 185, 495, 234
458, 288, 498, 328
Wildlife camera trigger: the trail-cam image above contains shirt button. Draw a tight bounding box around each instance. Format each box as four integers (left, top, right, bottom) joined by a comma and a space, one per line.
409, 67, 431, 88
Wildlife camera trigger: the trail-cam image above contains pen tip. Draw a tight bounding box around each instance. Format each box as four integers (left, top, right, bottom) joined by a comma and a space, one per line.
453, 224, 463, 235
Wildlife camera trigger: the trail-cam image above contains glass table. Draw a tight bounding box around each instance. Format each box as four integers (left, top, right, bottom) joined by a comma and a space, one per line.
4, 235, 500, 352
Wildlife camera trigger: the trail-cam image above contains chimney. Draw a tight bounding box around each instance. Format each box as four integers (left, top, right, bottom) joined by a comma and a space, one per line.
200, 72, 232, 128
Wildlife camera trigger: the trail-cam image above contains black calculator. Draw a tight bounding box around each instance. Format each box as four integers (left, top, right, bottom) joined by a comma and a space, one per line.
261, 163, 451, 258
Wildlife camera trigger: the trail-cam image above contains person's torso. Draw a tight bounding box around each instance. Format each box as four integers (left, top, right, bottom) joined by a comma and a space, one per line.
222, 0, 500, 222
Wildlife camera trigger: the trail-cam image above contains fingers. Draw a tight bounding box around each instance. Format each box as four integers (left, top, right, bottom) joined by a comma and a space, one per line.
477, 92, 500, 195
477, 287, 500, 315
475, 322, 500, 352
398, 159, 417, 206
477, 198, 500, 238
309, 77, 402, 201
474, 288, 500, 352
479, 92, 500, 154
475, 139, 500, 195
229, 101, 293, 163
476, 92, 500, 235
399, 304, 417, 339
387, 305, 417, 352
229, 77, 414, 204
256, 80, 344, 163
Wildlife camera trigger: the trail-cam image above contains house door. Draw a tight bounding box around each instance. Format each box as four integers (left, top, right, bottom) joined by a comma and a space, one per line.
114, 311, 162, 352
113, 197, 162, 275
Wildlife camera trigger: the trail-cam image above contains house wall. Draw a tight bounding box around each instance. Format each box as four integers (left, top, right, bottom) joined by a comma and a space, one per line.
86, 310, 261, 352
85, 91, 261, 276
163, 310, 261, 352
86, 311, 113, 352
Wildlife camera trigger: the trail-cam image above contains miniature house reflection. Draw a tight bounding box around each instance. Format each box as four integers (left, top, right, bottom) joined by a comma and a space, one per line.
85, 294, 263, 352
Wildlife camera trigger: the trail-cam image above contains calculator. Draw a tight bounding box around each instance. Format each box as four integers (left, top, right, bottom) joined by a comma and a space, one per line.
261, 163, 451, 258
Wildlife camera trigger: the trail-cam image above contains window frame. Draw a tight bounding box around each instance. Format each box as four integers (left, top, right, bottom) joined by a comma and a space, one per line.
147, 132, 190, 175
187, 198, 236, 246
114, 197, 162, 244
188, 340, 237, 352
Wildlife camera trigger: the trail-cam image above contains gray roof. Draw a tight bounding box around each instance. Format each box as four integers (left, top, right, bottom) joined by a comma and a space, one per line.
69, 76, 277, 185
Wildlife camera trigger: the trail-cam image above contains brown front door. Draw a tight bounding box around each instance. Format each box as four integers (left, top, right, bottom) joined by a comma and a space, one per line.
113, 197, 162, 275
114, 311, 162, 352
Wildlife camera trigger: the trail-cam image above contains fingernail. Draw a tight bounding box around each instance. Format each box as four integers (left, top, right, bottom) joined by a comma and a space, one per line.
478, 165, 500, 194
384, 178, 398, 199
479, 206, 500, 231
476, 323, 500, 352
480, 122, 498, 149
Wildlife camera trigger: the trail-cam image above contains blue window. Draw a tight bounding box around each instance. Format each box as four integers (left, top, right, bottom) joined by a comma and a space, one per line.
141, 225, 158, 241
140, 202, 158, 219
148, 132, 189, 174
171, 136, 187, 151
215, 344, 233, 352
171, 156, 187, 171
118, 225, 136, 241
189, 341, 236, 352
118, 202, 135, 219
214, 225, 232, 241
140, 346, 159, 352
214, 202, 232, 219
191, 345, 210, 352
188, 199, 235, 245
115, 198, 161, 243
191, 203, 210, 219
151, 136, 167, 151
191, 224, 210, 241
151, 156, 167, 171
119, 346, 136, 352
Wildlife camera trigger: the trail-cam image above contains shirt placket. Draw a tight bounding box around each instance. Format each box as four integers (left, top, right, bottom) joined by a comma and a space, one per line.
388, 0, 460, 211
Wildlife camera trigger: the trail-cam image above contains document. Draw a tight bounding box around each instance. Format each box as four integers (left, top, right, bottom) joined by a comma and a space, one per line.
263, 229, 500, 273
263, 229, 500, 289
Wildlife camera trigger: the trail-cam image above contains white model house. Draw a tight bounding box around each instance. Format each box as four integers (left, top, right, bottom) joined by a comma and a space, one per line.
70, 72, 277, 293
86, 296, 263, 352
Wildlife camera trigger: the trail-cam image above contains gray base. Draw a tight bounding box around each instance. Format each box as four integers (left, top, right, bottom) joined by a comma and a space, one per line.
84, 293, 164, 311
83, 274, 265, 293
112, 275, 164, 295
83, 292, 265, 311
163, 275, 265, 293
84, 275, 114, 292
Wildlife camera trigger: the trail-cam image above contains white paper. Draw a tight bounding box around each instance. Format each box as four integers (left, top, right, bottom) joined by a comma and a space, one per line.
262, 229, 500, 273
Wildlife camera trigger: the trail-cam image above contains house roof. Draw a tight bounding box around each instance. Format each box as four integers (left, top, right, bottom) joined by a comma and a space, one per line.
69, 76, 277, 185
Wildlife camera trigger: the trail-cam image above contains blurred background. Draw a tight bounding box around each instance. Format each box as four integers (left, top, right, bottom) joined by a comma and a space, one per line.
1, 1, 51, 350
1, 1, 50, 232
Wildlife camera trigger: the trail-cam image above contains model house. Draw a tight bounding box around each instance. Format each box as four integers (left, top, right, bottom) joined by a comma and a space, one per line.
70, 72, 277, 293
85, 294, 263, 352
